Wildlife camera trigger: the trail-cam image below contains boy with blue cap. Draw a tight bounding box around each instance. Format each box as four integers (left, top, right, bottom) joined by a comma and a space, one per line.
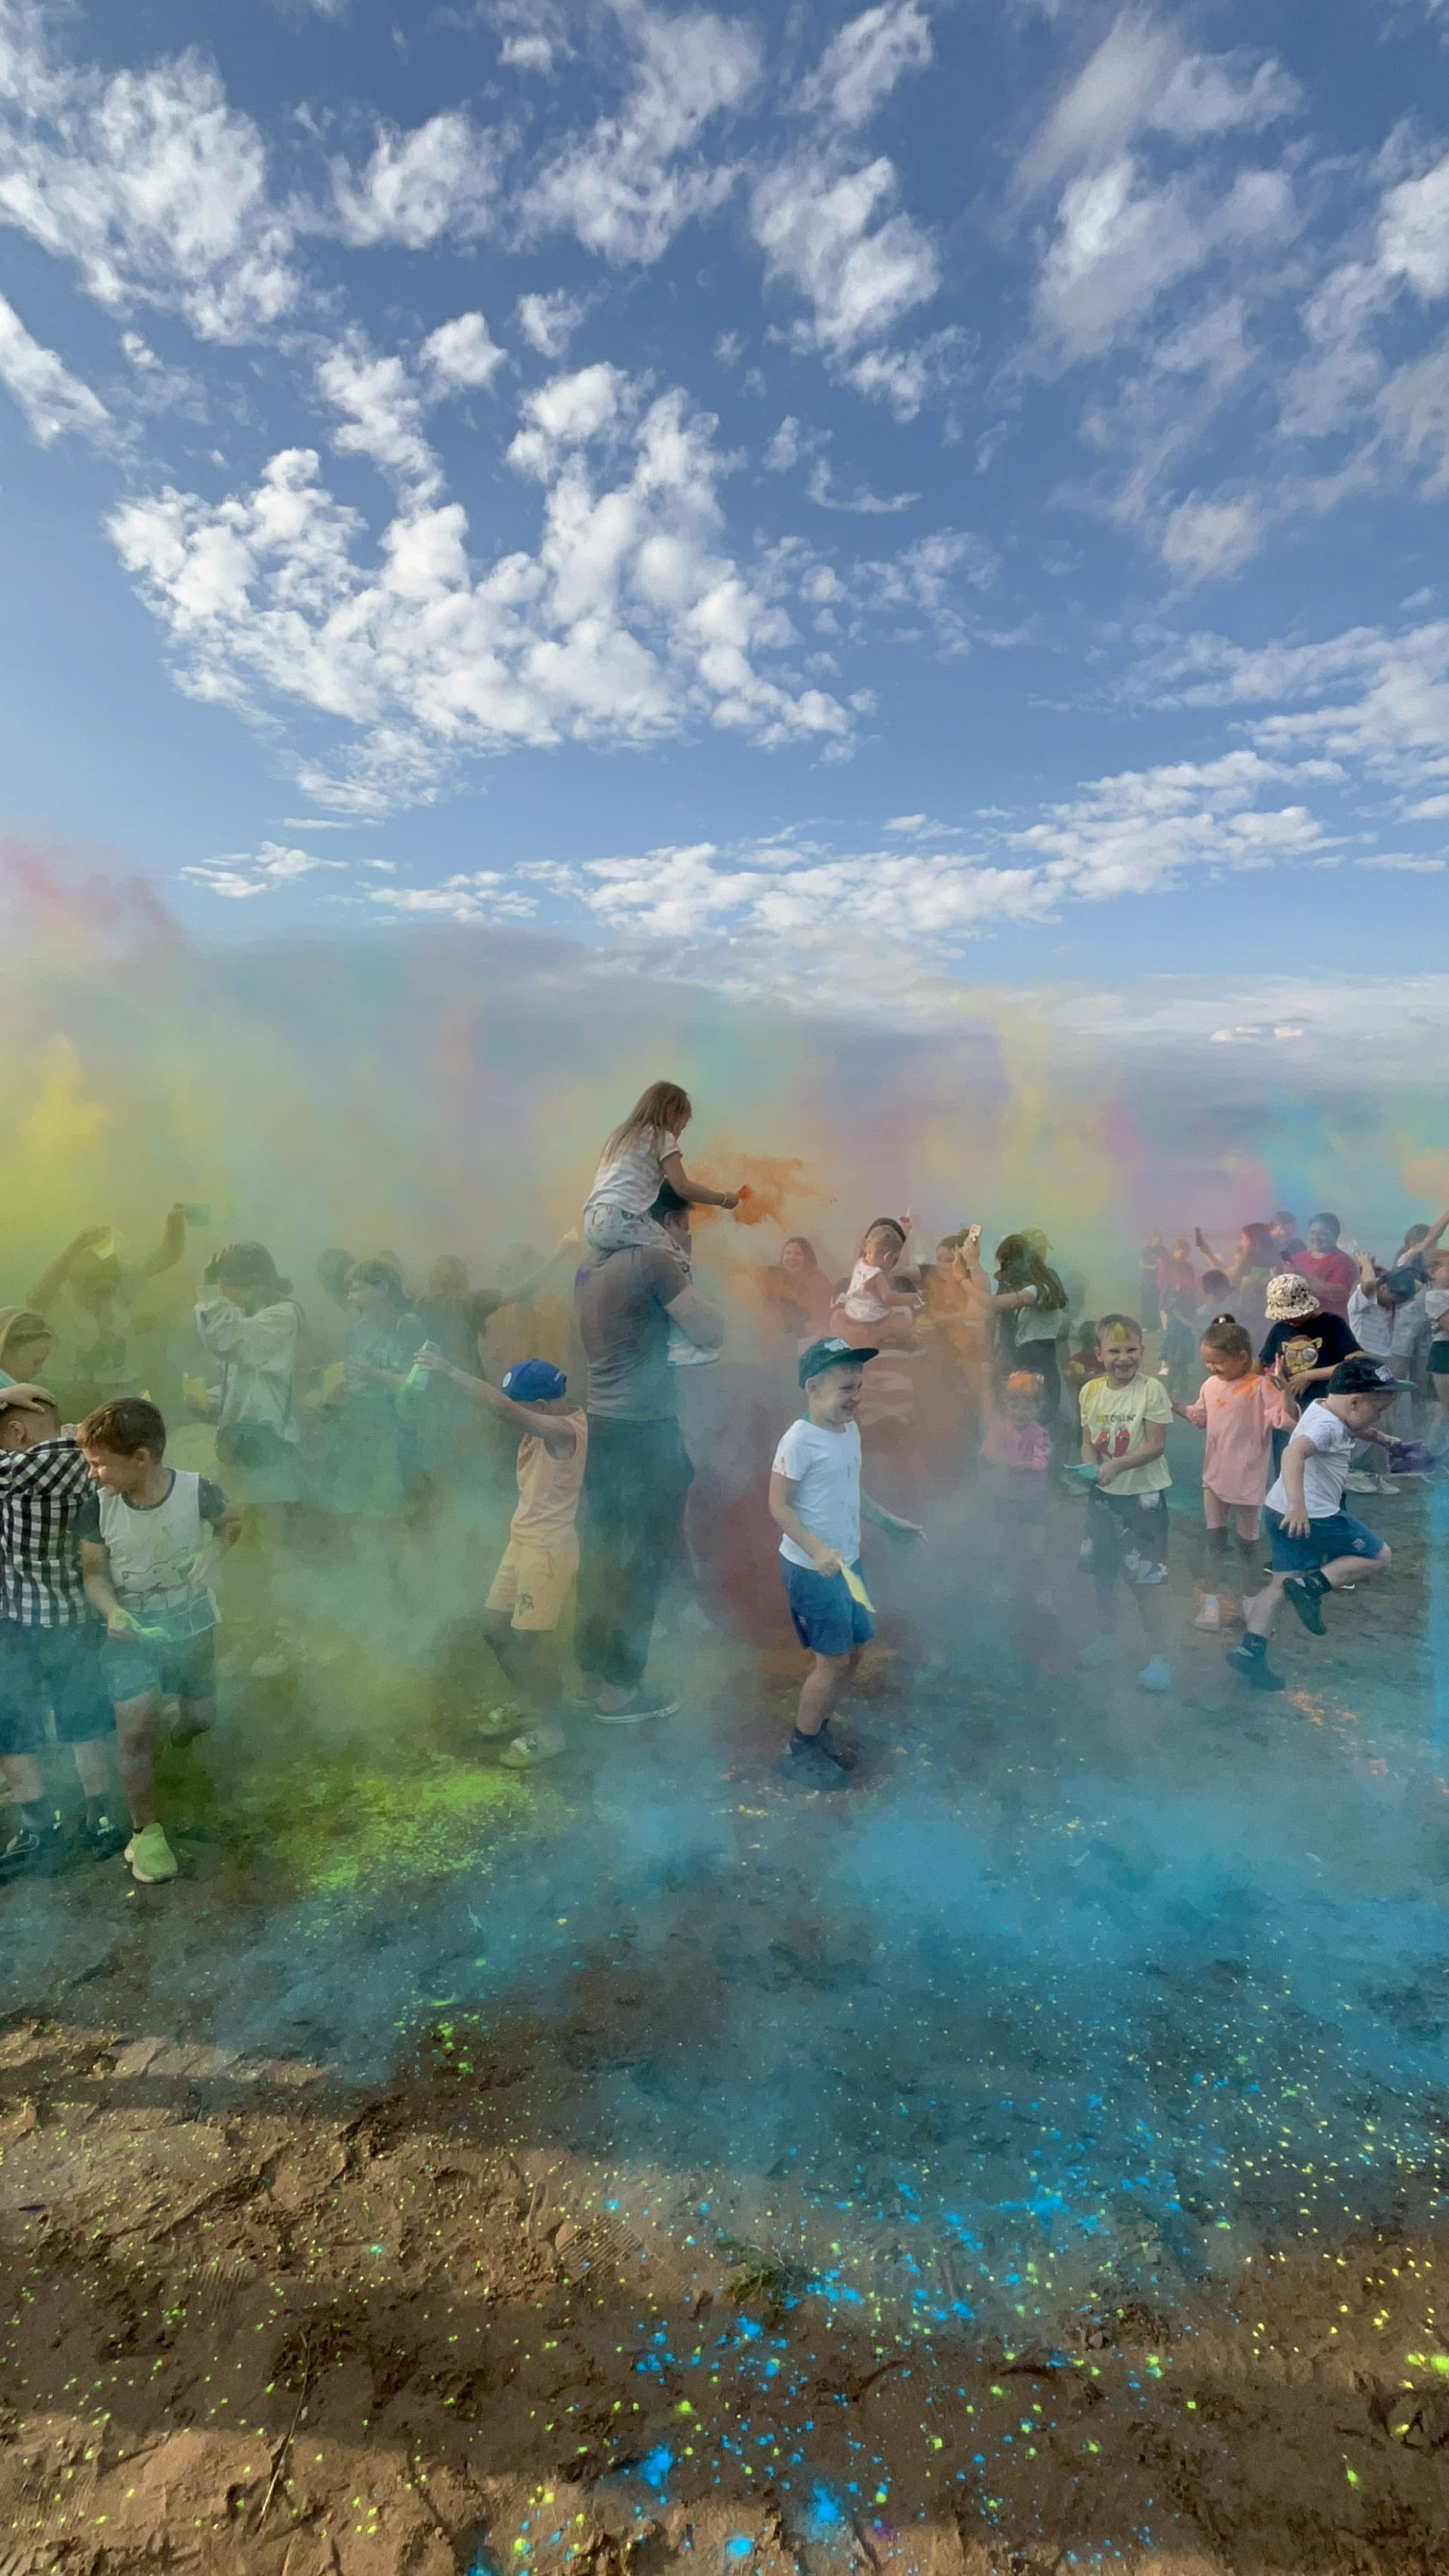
769, 1337, 923, 1790
417, 1346, 586, 1766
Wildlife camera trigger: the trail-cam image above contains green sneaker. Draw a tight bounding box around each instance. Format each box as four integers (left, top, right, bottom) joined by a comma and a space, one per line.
125, 1823, 178, 1884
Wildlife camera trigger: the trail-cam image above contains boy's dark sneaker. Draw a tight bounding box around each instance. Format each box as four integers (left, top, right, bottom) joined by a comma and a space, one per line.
1226, 1639, 1285, 1693
1283, 1571, 1329, 1635
0, 1824, 41, 1876
777, 1734, 851, 1791
817, 1718, 857, 1771
84, 1812, 128, 1860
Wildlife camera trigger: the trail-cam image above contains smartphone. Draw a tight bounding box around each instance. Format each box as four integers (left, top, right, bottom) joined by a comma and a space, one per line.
179, 1202, 212, 1226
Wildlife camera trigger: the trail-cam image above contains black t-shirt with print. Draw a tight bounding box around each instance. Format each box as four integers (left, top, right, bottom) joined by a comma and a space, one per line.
1259, 1311, 1358, 1387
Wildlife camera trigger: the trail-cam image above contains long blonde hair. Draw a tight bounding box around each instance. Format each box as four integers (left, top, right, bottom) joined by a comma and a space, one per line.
604, 1081, 693, 1161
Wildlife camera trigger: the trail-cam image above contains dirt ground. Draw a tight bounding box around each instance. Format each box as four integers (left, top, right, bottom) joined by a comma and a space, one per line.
3, 1459, 1449, 2574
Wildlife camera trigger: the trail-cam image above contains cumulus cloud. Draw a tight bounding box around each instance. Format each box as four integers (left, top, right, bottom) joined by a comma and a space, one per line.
332, 111, 497, 249
1032, 156, 1294, 366
525, 2, 761, 264
515, 289, 586, 359
752, 155, 940, 383
437, 746, 1339, 954
0, 289, 110, 443
106, 377, 856, 811
0, 9, 297, 339
421, 310, 507, 393
180, 840, 344, 900
316, 331, 438, 491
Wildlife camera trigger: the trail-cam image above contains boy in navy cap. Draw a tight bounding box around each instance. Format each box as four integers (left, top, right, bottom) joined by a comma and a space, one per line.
417, 1347, 586, 1766
768, 1337, 922, 1790
1227, 1354, 1407, 1693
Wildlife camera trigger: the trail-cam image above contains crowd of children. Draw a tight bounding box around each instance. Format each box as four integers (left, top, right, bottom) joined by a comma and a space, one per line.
0, 1100, 1445, 1860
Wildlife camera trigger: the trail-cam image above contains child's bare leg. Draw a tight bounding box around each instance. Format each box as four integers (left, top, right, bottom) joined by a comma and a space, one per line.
1243, 1574, 1286, 1638
70, 1737, 114, 1801
170, 1694, 215, 1750
481, 1611, 559, 1719
797, 1648, 856, 1738
1135, 1583, 1167, 1648
113, 1694, 162, 1829
1, 1752, 45, 1810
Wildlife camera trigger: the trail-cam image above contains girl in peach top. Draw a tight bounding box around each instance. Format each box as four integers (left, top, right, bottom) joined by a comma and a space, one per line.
1173, 1315, 1291, 1633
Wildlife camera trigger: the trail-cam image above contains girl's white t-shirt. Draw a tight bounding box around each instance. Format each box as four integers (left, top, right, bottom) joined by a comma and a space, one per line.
773, 1417, 862, 1568
1426, 1288, 1449, 1331
585, 1128, 681, 1218
1265, 1400, 1355, 1520
840, 1257, 892, 1324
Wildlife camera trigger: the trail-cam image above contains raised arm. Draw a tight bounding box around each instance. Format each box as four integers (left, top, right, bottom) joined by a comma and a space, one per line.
416, 1350, 578, 1454
135, 1202, 189, 1279
26, 1223, 112, 1310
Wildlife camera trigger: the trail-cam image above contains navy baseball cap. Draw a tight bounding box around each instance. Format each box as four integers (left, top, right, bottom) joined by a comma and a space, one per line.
798, 1335, 878, 1388
1327, 1356, 1409, 1396
501, 1359, 568, 1402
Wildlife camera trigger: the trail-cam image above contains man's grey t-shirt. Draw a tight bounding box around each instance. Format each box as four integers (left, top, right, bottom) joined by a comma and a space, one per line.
574, 1248, 681, 1420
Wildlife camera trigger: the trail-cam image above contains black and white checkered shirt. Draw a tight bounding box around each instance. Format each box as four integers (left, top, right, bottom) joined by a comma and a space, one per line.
0, 1436, 96, 1628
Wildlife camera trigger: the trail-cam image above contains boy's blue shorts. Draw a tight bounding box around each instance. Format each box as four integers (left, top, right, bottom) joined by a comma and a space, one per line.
1265, 1507, 1386, 1573
782, 1558, 874, 1659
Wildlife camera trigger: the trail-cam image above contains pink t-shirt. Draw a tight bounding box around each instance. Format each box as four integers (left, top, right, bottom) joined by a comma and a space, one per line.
1181, 1371, 1291, 1507
980, 1420, 1051, 1476
1292, 1248, 1358, 1320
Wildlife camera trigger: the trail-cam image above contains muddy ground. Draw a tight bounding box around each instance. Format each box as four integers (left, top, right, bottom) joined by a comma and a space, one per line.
2, 1459, 1449, 2574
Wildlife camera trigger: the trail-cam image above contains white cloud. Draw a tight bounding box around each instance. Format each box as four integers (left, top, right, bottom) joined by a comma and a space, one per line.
317, 331, 438, 491
500, 35, 556, 74
515, 288, 586, 359
0, 289, 109, 443
481, 746, 1338, 954
0, 14, 297, 340
1032, 155, 1294, 365
106, 380, 856, 811
1018, 13, 1297, 195
371, 872, 539, 922
1158, 491, 1263, 581
751, 152, 940, 391
422, 310, 507, 393
525, 3, 761, 264
1281, 152, 1449, 440
797, 2, 933, 131
181, 839, 344, 899
1140, 616, 1449, 812
806, 457, 918, 513
332, 111, 497, 249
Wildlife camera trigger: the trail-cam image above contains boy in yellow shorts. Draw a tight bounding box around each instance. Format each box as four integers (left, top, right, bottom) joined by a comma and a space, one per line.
417, 1350, 586, 1765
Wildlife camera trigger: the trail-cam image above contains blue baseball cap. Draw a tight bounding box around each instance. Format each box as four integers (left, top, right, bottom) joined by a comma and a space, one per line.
500, 1359, 568, 1403
798, 1335, 878, 1388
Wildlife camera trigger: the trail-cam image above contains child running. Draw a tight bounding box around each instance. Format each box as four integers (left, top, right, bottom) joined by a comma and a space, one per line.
769, 1337, 923, 1791
1078, 1316, 1176, 1693
78, 1398, 238, 1885
1172, 1317, 1291, 1633
417, 1350, 586, 1770
1226, 1356, 1405, 1693
0, 1383, 123, 1868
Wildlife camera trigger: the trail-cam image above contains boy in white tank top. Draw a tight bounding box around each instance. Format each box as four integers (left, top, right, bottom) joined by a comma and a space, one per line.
78, 1396, 238, 1885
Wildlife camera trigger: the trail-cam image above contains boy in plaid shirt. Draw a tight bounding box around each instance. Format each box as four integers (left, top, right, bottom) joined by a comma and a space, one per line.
0, 1383, 120, 1867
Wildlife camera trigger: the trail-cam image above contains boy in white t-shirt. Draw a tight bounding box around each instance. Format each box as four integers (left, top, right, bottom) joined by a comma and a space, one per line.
768, 1337, 923, 1791
1226, 1356, 1404, 1694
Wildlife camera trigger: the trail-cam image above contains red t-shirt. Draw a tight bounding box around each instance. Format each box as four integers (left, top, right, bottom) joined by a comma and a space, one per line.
1292, 1249, 1358, 1319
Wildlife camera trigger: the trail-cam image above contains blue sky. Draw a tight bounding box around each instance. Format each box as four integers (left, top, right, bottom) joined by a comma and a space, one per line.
1, 0, 1447, 1034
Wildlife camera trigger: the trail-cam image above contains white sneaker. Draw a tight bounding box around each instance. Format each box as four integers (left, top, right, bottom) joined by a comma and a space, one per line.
1194, 1595, 1222, 1632
1345, 1470, 1378, 1494
1078, 1635, 1121, 1669
595, 1692, 680, 1725
1137, 1657, 1175, 1693
499, 1724, 567, 1768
